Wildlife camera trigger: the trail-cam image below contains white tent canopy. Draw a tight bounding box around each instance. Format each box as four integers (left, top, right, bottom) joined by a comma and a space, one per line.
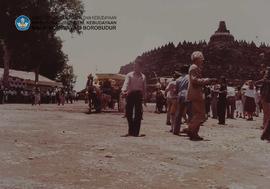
0, 68, 62, 87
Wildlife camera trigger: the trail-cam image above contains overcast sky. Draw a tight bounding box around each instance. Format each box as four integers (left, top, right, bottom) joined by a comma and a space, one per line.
57, 0, 270, 90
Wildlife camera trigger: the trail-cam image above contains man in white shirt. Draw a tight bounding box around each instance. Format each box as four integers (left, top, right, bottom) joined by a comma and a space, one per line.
121, 61, 147, 137
227, 84, 236, 119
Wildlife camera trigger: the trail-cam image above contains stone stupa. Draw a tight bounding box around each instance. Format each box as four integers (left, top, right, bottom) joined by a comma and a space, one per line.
209, 21, 235, 44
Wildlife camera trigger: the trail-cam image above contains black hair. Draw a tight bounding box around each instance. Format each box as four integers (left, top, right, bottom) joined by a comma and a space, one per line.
180, 65, 189, 74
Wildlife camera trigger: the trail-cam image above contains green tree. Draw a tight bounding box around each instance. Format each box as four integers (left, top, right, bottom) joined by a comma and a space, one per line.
0, 0, 84, 86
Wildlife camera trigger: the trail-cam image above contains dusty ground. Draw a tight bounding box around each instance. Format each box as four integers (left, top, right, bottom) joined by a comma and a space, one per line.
0, 102, 270, 189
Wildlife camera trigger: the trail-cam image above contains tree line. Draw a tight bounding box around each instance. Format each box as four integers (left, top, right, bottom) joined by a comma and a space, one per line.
0, 0, 84, 89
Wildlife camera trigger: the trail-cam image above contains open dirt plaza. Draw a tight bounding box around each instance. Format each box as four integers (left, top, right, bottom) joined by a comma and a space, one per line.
0, 102, 270, 189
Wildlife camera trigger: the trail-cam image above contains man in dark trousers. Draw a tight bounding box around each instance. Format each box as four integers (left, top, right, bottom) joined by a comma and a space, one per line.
121, 61, 147, 137
173, 65, 190, 135
0, 85, 4, 104
217, 76, 227, 125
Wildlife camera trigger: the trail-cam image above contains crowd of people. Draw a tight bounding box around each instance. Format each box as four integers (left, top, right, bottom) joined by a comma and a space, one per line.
120, 51, 270, 142
0, 86, 78, 105
1, 51, 270, 143
164, 52, 270, 141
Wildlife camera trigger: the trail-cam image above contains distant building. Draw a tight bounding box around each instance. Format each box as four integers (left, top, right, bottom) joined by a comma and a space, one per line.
119, 21, 270, 84
0, 68, 63, 90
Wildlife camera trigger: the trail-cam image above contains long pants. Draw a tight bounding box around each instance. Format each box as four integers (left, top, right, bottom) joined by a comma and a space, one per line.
262, 100, 270, 129
93, 93, 101, 112
242, 97, 246, 116
205, 98, 211, 116
60, 96, 65, 105
174, 98, 188, 135
227, 97, 236, 118
186, 102, 193, 122
119, 97, 126, 113
166, 98, 174, 123
211, 99, 218, 118
256, 102, 260, 116
35, 95, 41, 105
217, 99, 227, 124
88, 92, 100, 112
170, 113, 176, 131
0, 92, 3, 104
156, 98, 164, 113
126, 91, 143, 136
188, 100, 205, 137
235, 100, 243, 114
